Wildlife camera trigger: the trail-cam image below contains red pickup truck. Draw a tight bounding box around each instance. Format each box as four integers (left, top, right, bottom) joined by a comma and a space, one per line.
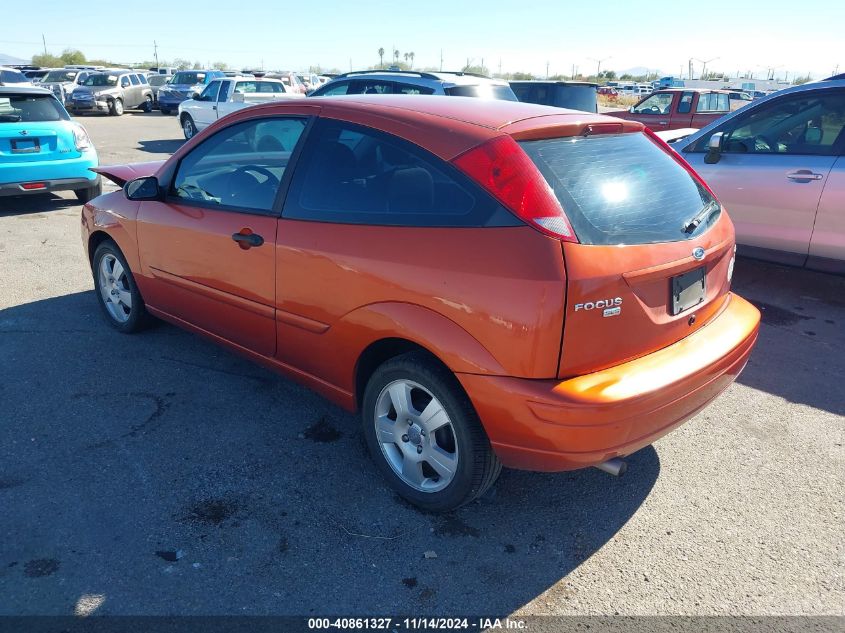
607, 88, 732, 131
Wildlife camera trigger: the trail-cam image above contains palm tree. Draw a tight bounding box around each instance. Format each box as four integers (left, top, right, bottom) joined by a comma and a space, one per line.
378, 47, 384, 68
404, 52, 409, 66
394, 49, 400, 64
409, 52, 415, 69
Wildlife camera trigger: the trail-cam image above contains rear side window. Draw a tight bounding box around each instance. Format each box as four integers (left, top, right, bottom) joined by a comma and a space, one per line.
0, 94, 68, 122
678, 91, 694, 114
1, 69, 28, 83
283, 119, 516, 227
316, 81, 350, 96
696, 93, 729, 112
394, 82, 435, 95
445, 85, 518, 101
520, 133, 719, 245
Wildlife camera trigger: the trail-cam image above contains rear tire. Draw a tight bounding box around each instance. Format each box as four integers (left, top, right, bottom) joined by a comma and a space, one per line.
142, 95, 153, 112
92, 240, 149, 333
109, 98, 124, 116
362, 352, 501, 512
160, 108, 171, 115
75, 180, 102, 203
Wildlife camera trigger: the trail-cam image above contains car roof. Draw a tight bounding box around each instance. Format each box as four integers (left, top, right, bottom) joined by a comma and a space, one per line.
0, 86, 54, 95
656, 88, 731, 93
262, 94, 609, 129
335, 70, 510, 87
510, 80, 599, 87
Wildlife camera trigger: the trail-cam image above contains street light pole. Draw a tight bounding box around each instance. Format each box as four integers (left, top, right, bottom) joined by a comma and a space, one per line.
589, 56, 611, 79
695, 57, 719, 80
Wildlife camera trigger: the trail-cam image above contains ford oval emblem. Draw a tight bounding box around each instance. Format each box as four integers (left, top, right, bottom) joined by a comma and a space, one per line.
692, 247, 705, 261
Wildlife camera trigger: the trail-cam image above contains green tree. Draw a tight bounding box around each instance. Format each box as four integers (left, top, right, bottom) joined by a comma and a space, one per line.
792, 74, 813, 85
32, 53, 63, 68
598, 70, 616, 80
378, 47, 385, 68
510, 71, 535, 80
60, 49, 86, 65
393, 48, 400, 64
212, 61, 230, 71
619, 73, 633, 80
462, 63, 489, 76
172, 58, 192, 70
408, 51, 415, 69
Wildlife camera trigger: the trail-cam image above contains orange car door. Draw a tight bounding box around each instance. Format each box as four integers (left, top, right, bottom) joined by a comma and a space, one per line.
136, 116, 309, 356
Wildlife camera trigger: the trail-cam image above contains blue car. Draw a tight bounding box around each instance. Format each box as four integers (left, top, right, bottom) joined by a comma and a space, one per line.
0, 86, 100, 202
157, 70, 225, 115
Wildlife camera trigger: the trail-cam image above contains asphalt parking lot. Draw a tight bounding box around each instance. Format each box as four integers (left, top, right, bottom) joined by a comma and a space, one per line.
0, 112, 843, 617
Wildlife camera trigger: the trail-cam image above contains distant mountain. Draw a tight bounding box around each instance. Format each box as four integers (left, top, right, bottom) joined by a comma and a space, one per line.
0, 53, 31, 66
619, 66, 666, 77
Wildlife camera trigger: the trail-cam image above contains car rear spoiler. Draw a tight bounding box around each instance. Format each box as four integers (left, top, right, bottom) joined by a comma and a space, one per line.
90, 161, 165, 187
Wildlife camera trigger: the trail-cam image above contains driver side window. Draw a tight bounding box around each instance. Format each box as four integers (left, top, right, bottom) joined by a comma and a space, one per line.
199, 80, 220, 102
632, 92, 673, 115
171, 117, 307, 214
694, 91, 845, 155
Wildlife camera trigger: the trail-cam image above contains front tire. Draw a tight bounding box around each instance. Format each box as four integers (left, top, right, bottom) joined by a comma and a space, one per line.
142, 95, 153, 112
362, 352, 501, 512
75, 180, 102, 203
160, 107, 171, 115
181, 114, 196, 140
109, 98, 124, 116
92, 241, 149, 333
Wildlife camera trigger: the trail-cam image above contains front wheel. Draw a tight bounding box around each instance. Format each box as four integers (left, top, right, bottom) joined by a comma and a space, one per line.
92, 241, 149, 333
181, 114, 196, 140
362, 352, 501, 512
142, 95, 153, 112
109, 98, 124, 116
160, 108, 171, 115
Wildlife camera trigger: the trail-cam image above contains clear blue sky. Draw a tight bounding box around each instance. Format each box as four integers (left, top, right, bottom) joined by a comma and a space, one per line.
7, 0, 843, 80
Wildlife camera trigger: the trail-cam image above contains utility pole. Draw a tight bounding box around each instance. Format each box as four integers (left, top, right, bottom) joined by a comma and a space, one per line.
498, 58, 502, 76
546, 61, 549, 79
572, 64, 575, 80
153, 40, 158, 69
589, 56, 610, 78
42, 34, 47, 56
688, 58, 693, 80
440, 49, 443, 71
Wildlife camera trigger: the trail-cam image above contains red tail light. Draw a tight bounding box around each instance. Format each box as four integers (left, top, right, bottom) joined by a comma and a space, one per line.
452, 135, 578, 242
643, 128, 717, 198
22, 182, 47, 190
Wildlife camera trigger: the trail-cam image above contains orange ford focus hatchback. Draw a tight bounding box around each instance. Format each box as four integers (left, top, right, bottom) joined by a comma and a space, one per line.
82, 96, 760, 511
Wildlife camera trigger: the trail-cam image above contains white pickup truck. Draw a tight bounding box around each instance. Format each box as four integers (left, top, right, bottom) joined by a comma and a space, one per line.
177, 76, 304, 139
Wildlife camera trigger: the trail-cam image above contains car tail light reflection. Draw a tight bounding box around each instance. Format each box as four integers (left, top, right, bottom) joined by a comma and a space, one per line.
22, 182, 47, 190
452, 135, 578, 242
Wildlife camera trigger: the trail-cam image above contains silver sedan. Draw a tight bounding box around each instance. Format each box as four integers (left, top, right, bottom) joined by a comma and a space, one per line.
671, 79, 845, 274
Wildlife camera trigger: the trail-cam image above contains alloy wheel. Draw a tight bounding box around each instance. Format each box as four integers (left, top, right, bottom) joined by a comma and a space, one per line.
374, 379, 459, 493
98, 253, 132, 323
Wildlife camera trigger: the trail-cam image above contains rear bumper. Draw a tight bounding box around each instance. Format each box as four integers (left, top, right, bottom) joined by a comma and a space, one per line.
0, 155, 99, 196
458, 293, 760, 472
157, 94, 188, 109
0, 175, 100, 197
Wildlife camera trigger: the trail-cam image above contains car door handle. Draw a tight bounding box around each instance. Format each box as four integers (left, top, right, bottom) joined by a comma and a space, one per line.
231, 231, 264, 248
658, 120, 668, 125
212, 105, 217, 110
786, 170, 824, 181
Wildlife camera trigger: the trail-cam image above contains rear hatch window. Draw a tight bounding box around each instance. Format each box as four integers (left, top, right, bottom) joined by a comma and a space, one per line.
446, 84, 518, 101
0, 94, 68, 122
520, 132, 719, 245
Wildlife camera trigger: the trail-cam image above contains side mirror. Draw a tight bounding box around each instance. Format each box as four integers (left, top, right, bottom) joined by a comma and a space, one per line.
190, 91, 200, 99
704, 132, 724, 164
628, 106, 634, 113
232, 92, 245, 103
124, 176, 160, 201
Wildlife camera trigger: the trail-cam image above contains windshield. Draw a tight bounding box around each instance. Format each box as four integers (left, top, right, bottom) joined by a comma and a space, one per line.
83, 74, 118, 87
43, 70, 78, 83
520, 132, 719, 245
148, 75, 169, 86
0, 94, 69, 123
171, 72, 207, 85
445, 84, 518, 100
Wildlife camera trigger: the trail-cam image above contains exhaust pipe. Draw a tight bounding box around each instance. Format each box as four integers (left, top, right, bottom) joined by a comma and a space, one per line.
594, 457, 627, 477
